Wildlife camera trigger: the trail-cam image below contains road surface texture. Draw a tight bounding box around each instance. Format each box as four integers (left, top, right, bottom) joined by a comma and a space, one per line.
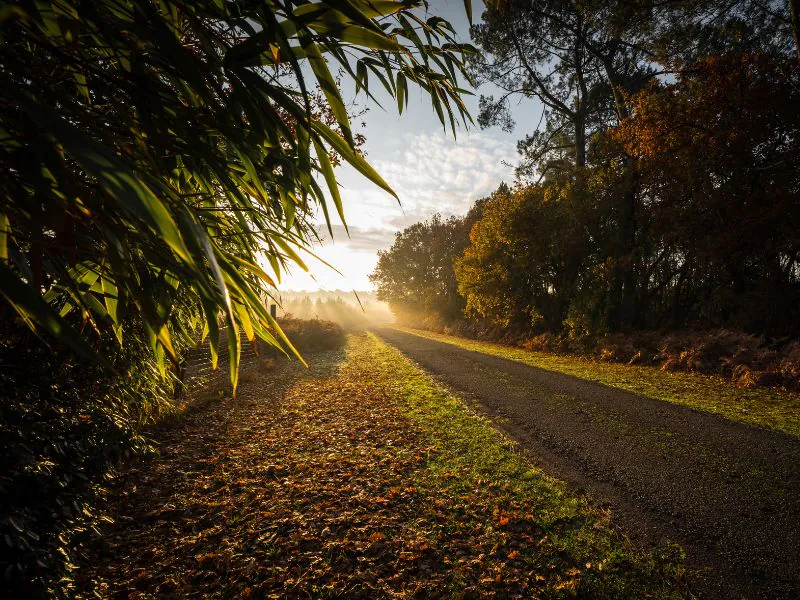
377, 328, 800, 599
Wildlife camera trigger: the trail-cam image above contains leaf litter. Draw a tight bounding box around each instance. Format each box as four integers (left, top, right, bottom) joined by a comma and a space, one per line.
74, 334, 687, 598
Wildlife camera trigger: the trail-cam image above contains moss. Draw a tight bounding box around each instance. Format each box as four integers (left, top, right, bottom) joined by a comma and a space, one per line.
397, 327, 800, 437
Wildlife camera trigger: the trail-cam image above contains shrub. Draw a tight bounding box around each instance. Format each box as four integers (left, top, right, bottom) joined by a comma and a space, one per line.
0, 313, 188, 596
278, 318, 346, 355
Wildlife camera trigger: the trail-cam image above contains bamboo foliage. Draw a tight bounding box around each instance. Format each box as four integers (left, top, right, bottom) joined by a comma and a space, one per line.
0, 0, 475, 391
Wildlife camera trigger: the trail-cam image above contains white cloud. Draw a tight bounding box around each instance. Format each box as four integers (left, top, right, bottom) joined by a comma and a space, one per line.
320, 224, 397, 253
372, 130, 515, 227
282, 129, 516, 291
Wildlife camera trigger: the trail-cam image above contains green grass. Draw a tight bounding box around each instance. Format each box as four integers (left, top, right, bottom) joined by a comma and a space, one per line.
362, 333, 689, 598
395, 327, 800, 437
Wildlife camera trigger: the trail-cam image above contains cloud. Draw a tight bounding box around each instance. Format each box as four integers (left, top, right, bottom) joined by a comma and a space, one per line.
345, 130, 515, 229
320, 224, 397, 254
376, 131, 514, 225
325, 129, 515, 232
283, 130, 517, 290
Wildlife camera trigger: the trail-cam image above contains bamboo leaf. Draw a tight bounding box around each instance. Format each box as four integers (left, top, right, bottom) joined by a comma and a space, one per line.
313, 138, 348, 234
0, 263, 107, 365
19, 96, 195, 268
0, 213, 8, 261
346, 0, 406, 19
397, 71, 407, 114
301, 37, 354, 145
227, 254, 277, 288
312, 120, 398, 200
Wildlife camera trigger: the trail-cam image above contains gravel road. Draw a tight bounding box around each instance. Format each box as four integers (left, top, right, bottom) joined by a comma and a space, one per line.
377, 328, 800, 599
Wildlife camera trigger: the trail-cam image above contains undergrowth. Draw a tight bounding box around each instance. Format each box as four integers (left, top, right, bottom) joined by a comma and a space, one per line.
278, 317, 346, 354
0, 315, 345, 596
0, 317, 187, 597
421, 318, 800, 392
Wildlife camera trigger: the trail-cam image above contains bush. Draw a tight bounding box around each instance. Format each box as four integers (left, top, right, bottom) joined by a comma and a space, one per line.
521, 328, 800, 391
0, 312, 188, 597
420, 318, 800, 392
278, 318, 346, 355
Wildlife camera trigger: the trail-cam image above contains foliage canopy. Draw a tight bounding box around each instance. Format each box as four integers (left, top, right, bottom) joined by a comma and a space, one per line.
0, 1, 477, 594
0, 0, 475, 391
373, 1, 800, 339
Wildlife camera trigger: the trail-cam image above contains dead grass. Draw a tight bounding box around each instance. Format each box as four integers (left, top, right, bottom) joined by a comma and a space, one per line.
585, 330, 800, 392
421, 322, 800, 392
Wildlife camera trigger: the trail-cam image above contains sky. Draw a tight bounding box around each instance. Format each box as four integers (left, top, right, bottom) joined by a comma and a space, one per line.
281, 1, 542, 292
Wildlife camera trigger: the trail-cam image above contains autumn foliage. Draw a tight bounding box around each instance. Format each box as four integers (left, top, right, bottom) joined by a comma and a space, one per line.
373, 50, 800, 381
612, 52, 800, 332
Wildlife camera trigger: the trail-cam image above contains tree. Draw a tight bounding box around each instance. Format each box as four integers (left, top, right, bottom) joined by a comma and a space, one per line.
596, 0, 794, 65
610, 52, 800, 331
471, 0, 652, 177
0, 0, 475, 390
470, 1, 658, 330
370, 212, 477, 323
455, 180, 600, 333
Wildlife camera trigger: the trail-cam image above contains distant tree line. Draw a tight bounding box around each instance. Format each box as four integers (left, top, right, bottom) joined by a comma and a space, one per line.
280, 295, 392, 330
372, 0, 800, 338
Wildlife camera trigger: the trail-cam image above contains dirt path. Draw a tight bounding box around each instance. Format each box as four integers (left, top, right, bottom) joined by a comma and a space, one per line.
377, 328, 800, 599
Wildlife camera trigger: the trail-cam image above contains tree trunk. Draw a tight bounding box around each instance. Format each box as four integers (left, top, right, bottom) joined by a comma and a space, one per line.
791, 0, 800, 64
602, 53, 638, 331
619, 169, 637, 327
605, 156, 638, 332
574, 113, 586, 168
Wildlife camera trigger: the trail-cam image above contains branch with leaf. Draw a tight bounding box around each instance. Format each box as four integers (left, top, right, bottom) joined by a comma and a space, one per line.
0, 0, 476, 392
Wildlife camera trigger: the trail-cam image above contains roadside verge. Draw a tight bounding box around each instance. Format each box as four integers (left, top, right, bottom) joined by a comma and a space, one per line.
396, 327, 800, 437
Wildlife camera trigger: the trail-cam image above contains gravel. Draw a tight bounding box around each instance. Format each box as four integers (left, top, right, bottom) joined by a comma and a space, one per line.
377, 328, 800, 599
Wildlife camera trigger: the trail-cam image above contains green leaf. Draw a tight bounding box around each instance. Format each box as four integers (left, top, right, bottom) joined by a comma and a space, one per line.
0, 263, 107, 366
224, 29, 273, 67
396, 71, 407, 114
20, 97, 195, 269
300, 37, 354, 146
227, 254, 277, 288
356, 59, 368, 94
341, 25, 401, 51
464, 0, 473, 26
346, 0, 406, 19
313, 138, 347, 234
0, 213, 8, 261
235, 302, 255, 342
273, 236, 308, 272
227, 318, 240, 396
312, 120, 397, 200
156, 325, 177, 363
202, 298, 220, 371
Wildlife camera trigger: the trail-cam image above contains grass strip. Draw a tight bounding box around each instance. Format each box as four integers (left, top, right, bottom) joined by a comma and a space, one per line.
396, 327, 800, 437
362, 333, 688, 597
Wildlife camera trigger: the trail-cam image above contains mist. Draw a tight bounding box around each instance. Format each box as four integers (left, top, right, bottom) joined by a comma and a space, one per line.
276, 290, 394, 331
